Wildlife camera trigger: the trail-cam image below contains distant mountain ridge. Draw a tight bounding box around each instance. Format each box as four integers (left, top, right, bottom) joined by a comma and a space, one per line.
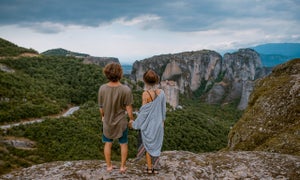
41, 48, 89, 57
41, 48, 120, 66
251, 43, 300, 67
252, 43, 300, 56
2, 37, 299, 68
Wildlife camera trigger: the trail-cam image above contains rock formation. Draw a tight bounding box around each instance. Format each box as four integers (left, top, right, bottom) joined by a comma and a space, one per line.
1, 151, 299, 179
160, 80, 179, 109
206, 49, 268, 109
2, 137, 36, 150
227, 58, 300, 156
0, 63, 15, 73
131, 49, 270, 109
131, 50, 222, 109
82, 56, 119, 67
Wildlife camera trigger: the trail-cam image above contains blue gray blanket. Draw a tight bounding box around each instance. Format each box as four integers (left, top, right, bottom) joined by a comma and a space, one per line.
132, 90, 166, 157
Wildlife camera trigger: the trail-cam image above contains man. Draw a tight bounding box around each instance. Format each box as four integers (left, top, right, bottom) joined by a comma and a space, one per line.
98, 62, 134, 173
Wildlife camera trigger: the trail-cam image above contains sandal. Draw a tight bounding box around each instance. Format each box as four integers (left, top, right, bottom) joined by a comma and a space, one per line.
152, 169, 159, 174
143, 168, 153, 174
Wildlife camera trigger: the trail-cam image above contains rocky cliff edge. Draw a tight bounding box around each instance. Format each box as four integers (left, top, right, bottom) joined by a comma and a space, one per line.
1, 151, 299, 179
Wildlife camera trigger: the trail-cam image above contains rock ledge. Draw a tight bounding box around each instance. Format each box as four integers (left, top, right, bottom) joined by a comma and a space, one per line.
2, 151, 299, 179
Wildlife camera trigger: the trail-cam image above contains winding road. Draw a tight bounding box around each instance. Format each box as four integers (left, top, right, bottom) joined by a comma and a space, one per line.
0, 106, 80, 130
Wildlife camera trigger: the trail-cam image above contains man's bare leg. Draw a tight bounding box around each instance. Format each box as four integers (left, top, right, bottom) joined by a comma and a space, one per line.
104, 142, 113, 171
120, 143, 128, 172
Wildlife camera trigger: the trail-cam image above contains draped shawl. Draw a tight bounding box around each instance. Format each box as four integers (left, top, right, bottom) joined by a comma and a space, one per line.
132, 90, 166, 157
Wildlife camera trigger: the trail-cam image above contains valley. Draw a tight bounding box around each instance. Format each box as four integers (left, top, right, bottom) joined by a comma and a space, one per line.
0, 37, 299, 179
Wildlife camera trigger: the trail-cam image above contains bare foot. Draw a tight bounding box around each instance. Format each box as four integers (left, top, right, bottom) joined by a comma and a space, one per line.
120, 166, 127, 173
107, 165, 116, 172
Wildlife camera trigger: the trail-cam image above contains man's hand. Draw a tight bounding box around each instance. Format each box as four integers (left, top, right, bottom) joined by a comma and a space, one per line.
128, 120, 134, 129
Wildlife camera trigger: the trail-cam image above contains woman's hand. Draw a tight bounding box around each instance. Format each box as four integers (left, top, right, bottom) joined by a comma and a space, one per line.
128, 120, 134, 129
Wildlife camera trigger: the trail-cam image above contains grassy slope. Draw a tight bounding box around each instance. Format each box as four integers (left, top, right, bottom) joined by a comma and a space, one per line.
0, 37, 37, 57
227, 59, 300, 155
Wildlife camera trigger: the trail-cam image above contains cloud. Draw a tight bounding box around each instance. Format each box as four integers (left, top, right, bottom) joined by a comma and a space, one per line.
1, 0, 299, 33
114, 14, 162, 30
0, 0, 299, 63
0, 0, 160, 27
24, 22, 67, 34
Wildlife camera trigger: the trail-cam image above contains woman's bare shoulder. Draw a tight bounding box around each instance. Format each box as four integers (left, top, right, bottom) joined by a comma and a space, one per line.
156, 89, 161, 95
142, 91, 149, 96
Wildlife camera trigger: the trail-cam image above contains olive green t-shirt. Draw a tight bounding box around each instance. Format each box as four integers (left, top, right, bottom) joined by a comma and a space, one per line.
98, 84, 133, 139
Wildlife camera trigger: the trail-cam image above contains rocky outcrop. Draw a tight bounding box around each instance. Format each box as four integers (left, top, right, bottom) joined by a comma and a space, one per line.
2, 151, 299, 179
82, 56, 119, 67
227, 58, 300, 156
1, 137, 36, 150
131, 50, 222, 108
131, 49, 270, 109
132, 50, 222, 92
206, 49, 268, 109
0, 63, 15, 73
160, 80, 179, 109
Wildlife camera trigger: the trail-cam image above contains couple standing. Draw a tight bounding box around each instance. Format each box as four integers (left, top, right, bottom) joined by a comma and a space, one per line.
98, 63, 166, 174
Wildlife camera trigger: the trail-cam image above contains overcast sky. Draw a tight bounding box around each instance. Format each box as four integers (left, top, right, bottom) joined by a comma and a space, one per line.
0, 0, 299, 64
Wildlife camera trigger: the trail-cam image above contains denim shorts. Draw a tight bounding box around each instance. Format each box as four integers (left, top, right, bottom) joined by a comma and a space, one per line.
102, 128, 128, 144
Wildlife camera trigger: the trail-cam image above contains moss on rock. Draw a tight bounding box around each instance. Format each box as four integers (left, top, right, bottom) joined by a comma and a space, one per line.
227, 58, 300, 156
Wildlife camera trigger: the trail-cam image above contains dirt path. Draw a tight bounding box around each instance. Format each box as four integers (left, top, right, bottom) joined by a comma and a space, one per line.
0, 106, 80, 131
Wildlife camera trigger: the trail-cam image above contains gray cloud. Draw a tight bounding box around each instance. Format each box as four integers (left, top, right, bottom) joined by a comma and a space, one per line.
0, 0, 299, 32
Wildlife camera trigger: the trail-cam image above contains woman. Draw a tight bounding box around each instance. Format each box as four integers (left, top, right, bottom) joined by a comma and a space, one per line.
98, 62, 134, 173
130, 70, 166, 174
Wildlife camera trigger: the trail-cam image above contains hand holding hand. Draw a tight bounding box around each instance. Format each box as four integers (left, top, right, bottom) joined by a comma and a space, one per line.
128, 120, 134, 129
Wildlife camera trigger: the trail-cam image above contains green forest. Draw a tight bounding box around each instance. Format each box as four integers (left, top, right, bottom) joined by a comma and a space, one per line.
0, 37, 37, 57
0, 38, 242, 175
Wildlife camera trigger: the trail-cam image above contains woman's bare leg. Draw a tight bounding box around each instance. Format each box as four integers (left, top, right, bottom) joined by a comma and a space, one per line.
146, 152, 152, 172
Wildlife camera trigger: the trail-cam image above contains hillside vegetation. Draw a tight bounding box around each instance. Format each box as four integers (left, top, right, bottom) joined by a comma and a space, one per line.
0, 38, 37, 57
0, 38, 242, 175
1, 99, 241, 175
0, 56, 106, 123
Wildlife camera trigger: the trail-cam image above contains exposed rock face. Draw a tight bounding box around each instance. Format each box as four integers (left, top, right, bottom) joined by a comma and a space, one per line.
133, 50, 222, 93
227, 58, 300, 156
205, 83, 226, 104
2, 151, 299, 179
1, 137, 36, 150
206, 49, 267, 109
82, 56, 119, 67
131, 49, 270, 109
0, 63, 15, 73
160, 80, 179, 109
237, 80, 254, 110
131, 50, 222, 108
